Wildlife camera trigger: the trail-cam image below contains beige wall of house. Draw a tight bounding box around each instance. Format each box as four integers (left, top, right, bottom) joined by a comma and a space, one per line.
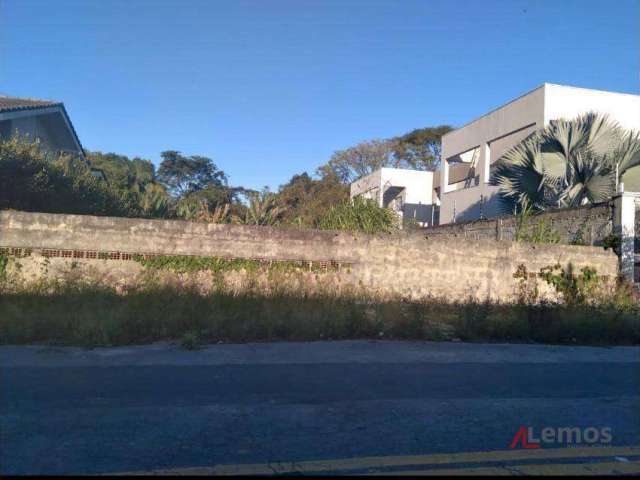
438, 84, 640, 225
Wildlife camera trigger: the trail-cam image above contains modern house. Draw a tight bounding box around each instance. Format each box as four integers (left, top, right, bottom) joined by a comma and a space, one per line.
0, 95, 85, 159
438, 83, 640, 224
350, 167, 438, 227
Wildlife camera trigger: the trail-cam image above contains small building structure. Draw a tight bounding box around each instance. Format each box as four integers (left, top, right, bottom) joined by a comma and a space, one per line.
350, 167, 438, 227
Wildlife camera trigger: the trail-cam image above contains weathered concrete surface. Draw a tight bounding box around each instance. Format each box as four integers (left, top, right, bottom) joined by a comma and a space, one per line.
1, 341, 639, 475
0, 210, 620, 301
424, 202, 613, 245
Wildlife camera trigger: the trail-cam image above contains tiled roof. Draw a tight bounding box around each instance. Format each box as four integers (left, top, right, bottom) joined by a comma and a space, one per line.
0, 96, 61, 113
0, 95, 85, 159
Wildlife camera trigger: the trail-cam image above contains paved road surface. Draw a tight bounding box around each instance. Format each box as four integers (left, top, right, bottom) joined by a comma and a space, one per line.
1, 341, 639, 475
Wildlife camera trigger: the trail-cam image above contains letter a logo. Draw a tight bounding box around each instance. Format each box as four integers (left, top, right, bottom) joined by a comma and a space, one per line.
510, 426, 541, 449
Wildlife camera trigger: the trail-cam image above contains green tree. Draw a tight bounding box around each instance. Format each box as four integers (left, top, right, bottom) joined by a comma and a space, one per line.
317, 139, 396, 184
140, 183, 171, 217
491, 112, 640, 212
392, 125, 453, 171
233, 189, 286, 226
87, 150, 171, 218
276, 172, 349, 227
86, 151, 156, 193
317, 126, 453, 184
157, 151, 228, 197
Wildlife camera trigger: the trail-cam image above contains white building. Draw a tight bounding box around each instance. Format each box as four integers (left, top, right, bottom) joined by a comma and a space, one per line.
439, 83, 640, 224
350, 167, 438, 227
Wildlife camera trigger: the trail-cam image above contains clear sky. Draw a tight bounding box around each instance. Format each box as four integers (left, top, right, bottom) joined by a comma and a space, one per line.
1, 0, 638, 190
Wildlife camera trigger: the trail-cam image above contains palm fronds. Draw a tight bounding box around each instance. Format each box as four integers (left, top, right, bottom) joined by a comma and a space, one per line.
491, 112, 638, 212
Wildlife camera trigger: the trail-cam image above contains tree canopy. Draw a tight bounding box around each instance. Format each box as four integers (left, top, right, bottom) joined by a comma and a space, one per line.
392, 125, 453, 171
157, 150, 228, 197
317, 125, 453, 183
276, 172, 349, 227
87, 150, 170, 218
86, 151, 156, 192
317, 139, 396, 184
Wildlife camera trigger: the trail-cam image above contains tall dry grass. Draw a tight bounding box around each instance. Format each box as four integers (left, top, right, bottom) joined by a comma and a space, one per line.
1, 273, 638, 347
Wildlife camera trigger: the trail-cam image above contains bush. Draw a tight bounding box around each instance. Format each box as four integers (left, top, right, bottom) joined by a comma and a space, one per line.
317, 197, 399, 234
0, 138, 140, 217
181, 331, 202, 350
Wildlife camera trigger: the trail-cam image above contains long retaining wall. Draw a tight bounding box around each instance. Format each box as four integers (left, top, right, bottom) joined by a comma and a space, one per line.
0, 210, 620, 302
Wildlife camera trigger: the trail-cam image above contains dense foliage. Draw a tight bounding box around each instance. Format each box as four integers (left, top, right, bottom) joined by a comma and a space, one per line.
0, 139, 140, 216
86, 150, 170, 217
317, 196, 399, 234
1, 122, 450, 233
317, 126, 453, 183
275, 172, 349, 227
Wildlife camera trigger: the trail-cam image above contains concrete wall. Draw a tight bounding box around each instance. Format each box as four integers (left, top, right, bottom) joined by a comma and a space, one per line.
423, 202, 613, 245
350, 169, 382, 204
0, 210, 619, 302
439, 84, 640, 225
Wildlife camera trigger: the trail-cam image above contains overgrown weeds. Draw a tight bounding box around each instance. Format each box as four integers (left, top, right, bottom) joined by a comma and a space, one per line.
317, 196, 399, 234
133, 255, 339, 274
514, 205, 561, 244
0, 278, 637, 348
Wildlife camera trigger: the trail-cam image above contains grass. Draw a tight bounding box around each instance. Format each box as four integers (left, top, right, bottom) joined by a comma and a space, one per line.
1, 279, 638, 348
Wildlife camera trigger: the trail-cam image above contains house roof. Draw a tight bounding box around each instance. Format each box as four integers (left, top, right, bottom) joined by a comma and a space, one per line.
0, 95, 85, 159
0, 96, 61, 114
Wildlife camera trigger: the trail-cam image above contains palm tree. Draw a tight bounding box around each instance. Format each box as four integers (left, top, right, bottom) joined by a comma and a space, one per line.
233, 190, 286, 226
140, 183, 170, 217
490, 112, 640, 213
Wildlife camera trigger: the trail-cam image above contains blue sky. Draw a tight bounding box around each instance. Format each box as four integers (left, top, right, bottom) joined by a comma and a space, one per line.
1, 0, 638, 190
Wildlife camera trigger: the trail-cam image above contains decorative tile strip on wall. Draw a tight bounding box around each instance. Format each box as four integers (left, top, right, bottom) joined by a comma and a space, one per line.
0, 246, 33, 257
0, 246, 351, 272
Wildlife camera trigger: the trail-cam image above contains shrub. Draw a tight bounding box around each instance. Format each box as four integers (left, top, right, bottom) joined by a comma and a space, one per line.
181, 331, 202, 350
539, 263, 601, 305
317, 197, 399, 234
0, 138, 140, 217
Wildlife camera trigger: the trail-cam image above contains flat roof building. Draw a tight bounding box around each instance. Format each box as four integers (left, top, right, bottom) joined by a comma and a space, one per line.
438, 83, 640, 224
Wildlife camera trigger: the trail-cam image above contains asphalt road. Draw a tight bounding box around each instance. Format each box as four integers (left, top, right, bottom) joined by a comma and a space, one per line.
1, 341, 639, 475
